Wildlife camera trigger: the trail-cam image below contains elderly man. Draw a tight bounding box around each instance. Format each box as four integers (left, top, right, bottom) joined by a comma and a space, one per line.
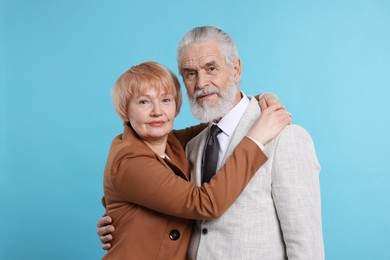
98, 26, 324, 259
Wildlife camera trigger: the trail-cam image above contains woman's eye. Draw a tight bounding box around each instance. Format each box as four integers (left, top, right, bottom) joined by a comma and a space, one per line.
139, 100, 149, 105
162, 98, 171, 103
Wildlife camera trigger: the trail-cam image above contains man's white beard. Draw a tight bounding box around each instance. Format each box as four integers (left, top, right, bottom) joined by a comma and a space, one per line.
188, 79, 239, 122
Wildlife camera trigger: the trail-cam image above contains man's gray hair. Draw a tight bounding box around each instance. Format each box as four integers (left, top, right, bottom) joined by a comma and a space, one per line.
177, 26, 239, 74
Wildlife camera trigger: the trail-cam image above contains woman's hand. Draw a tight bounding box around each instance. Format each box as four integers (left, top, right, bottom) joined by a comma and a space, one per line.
256, 93, 281, 110
247, 104, 291, 146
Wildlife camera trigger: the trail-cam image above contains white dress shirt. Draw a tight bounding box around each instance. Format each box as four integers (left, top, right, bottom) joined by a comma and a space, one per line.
212, 92, 264, 170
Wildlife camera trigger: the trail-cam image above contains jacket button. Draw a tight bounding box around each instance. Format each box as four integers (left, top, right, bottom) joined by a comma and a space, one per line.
169, 229, 180, 240
202, 228, 208, 235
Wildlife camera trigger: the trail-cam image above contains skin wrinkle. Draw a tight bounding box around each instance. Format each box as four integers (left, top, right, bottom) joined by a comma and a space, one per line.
180, 40, 241, 122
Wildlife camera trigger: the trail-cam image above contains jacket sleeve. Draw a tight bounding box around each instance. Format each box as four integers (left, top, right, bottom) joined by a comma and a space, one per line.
271, 125, 325, 259
109, 137, 267, 220
171, 123, 208, 149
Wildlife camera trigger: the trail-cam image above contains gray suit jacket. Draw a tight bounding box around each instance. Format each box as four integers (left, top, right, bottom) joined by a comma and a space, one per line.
186, 97, 324, 259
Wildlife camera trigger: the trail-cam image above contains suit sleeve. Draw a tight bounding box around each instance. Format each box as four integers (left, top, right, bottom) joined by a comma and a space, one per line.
110, 137, 267, 220
271, 125, 325, 259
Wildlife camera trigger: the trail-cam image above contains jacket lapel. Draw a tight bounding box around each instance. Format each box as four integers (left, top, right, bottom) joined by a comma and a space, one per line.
188, 97, 261, 185
187, 127, 209, 186
220, 97, 261, 167
123, 123, 190, 181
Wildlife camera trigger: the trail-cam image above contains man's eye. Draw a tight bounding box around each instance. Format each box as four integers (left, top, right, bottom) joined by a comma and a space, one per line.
207, 66, 217, 73
186, 71, 196, 78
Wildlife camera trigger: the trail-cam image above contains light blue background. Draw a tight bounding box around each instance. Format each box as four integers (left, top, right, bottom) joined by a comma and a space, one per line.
1, 0, 389, 259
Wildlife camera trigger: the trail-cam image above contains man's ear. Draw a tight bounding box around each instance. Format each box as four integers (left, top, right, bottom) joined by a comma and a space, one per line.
233, 58, 242, 84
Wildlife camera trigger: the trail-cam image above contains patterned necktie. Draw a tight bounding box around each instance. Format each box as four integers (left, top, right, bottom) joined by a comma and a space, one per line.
202, 125, 222, 183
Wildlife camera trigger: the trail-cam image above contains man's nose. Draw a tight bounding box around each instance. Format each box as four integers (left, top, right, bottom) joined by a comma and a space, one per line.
196, 72, 210, 89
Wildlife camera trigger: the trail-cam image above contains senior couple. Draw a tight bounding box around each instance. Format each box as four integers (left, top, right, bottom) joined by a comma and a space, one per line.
98, 26, 324, 259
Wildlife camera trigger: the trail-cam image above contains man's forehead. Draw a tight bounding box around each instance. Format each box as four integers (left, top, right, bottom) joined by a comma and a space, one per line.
181, 57, 219, 68
180, 44, 224, 69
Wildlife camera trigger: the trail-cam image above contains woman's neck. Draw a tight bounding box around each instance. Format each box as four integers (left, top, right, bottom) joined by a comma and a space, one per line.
143, 138, 167, 157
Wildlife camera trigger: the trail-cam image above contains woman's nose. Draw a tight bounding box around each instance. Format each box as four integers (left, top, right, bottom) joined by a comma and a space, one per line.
151, 103, 162, 117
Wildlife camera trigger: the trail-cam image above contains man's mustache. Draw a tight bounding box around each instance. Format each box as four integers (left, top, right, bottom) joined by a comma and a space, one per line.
193, 87, 221, 100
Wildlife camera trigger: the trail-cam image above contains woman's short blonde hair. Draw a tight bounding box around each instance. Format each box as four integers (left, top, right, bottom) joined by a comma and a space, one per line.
112, 61, 182, 122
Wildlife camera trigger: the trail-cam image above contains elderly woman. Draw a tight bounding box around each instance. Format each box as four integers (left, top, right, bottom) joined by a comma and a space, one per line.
102, 61, 290, 259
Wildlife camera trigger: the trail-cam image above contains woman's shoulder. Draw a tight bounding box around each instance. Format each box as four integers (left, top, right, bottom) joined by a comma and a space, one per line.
108, 127, 153, 162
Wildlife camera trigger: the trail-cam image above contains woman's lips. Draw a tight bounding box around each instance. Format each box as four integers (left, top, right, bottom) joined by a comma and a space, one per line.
149, 121, 165, 127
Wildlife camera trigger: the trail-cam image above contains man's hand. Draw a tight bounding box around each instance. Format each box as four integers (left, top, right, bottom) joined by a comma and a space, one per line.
256, 93, 281, 110
97, 215, 115, 250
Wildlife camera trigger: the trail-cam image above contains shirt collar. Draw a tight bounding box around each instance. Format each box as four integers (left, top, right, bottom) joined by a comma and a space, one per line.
215, 92, 250, 137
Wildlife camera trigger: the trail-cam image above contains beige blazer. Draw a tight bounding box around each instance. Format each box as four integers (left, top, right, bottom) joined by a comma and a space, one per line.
186, 97, 324, 259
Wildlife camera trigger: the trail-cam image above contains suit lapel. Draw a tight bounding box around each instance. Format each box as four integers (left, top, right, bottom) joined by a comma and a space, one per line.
188, 97, 261, 185
188, 127, 209, 186
220, 97, 261, 167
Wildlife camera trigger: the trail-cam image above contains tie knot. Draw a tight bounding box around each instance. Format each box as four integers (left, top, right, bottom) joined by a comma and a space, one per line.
210, 125, 222, 138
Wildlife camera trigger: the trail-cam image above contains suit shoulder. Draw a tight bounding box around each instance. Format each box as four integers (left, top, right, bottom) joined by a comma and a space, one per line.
280, 124, 311, 138
273, 124, 315, 148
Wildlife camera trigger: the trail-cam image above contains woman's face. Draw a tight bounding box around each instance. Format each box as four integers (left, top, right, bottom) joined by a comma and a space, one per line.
128, 88, 176, 144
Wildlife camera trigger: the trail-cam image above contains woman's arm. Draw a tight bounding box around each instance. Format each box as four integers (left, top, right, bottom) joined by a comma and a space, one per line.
171, 123, 208, 149
109, 136, 265, 220
108, 104, 291, 220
